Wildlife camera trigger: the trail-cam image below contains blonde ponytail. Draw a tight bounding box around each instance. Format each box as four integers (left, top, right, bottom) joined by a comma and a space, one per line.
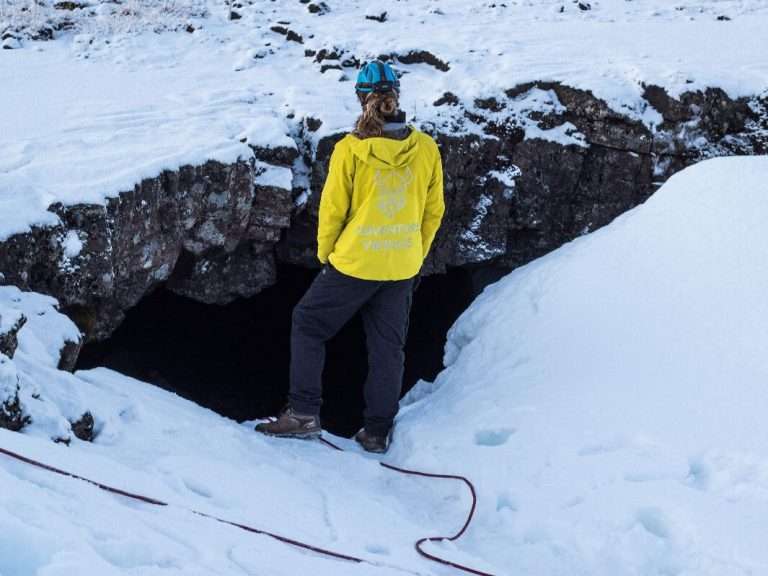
353, 91, 399, 139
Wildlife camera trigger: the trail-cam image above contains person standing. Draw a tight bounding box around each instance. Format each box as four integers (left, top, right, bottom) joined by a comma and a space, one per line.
256, 60, 445, 453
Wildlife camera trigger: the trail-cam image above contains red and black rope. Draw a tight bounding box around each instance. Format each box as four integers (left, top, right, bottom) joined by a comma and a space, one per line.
0, 438, 495, 576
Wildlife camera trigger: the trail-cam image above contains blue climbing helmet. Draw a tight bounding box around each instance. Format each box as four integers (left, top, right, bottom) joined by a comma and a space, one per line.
355, 60, 400, 94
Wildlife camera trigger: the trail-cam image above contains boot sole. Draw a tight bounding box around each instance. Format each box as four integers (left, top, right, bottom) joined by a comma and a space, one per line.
257, 429, 322, 440
359, 446, 387, 454
354, 438, 388, 454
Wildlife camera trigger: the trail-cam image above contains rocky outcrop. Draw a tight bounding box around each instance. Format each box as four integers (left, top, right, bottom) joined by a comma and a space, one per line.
0, 83, 765, 344
0, 315, 26, 359
57, 338, 84, 372
489, 83, 765, 268
0, 155, 291, 339
70, 411, 95, 442
0, 384, 28, 432
287, 83, 765, 272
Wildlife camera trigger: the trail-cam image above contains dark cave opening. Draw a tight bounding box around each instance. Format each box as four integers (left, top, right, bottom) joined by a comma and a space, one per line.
76, 262, 496, 437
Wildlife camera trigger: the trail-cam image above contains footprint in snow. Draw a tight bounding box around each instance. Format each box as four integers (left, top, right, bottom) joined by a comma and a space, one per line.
182, 478, 213, 499
496, 492, 518, 512
634, 507, 671, 540
474, 428, 516, 447
364, 544, 390, 555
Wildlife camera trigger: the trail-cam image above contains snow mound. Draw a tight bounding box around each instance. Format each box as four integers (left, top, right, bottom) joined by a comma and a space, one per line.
397, 155, 768, 575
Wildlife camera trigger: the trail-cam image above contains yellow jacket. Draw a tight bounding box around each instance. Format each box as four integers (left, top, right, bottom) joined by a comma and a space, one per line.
317, 127, 445, 280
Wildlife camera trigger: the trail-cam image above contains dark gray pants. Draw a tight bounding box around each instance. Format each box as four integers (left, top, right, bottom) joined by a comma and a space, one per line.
289, 263, 415, 436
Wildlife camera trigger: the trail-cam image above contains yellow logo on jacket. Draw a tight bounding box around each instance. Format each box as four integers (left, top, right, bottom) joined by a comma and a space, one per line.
373, 166, 413, 219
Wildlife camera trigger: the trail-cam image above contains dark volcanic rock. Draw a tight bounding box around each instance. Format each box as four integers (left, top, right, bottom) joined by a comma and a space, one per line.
53, 1, 87, 10
365, 11, 387, 23
320, 64, 343, 74
248, 143, 298, 166
0, 383, 29, 432
505, 81, 654, 152
58, 337, 84, 372
0, 315, 26, 359
434, 92, 460, 107
383, 50, 450, 72
167, 242, 276, 304
307, 2, 330, 15
270, 26, 303, 44
313, 48, 341, 62
0, 158, 292, 340
305, 117, 323, 132
70, 411, 95, 441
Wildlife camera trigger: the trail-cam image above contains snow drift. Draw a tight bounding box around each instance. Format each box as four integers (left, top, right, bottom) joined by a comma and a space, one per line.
397, 154, 768, 575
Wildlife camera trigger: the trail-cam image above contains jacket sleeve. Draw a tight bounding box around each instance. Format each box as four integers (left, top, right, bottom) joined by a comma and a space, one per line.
317, 140, 354, 264
421, 143, 445, 260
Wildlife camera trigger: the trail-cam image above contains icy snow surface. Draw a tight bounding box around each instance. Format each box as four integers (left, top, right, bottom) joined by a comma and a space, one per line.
1, 155, 767, 575
2, 0, 768, 239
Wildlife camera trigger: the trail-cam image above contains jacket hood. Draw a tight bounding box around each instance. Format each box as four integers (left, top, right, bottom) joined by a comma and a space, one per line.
347, 127, 420, 170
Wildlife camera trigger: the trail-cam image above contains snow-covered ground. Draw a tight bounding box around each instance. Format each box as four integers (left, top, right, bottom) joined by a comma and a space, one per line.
2, 0, 768, 239
2, 155, 767, 575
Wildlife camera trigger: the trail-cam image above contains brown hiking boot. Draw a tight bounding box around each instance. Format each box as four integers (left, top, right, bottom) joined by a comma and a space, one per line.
255, 406, 321, 439
354, 428, 390, 454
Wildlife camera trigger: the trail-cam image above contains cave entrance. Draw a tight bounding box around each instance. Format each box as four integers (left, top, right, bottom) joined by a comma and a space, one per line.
75, 262, 488, 437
